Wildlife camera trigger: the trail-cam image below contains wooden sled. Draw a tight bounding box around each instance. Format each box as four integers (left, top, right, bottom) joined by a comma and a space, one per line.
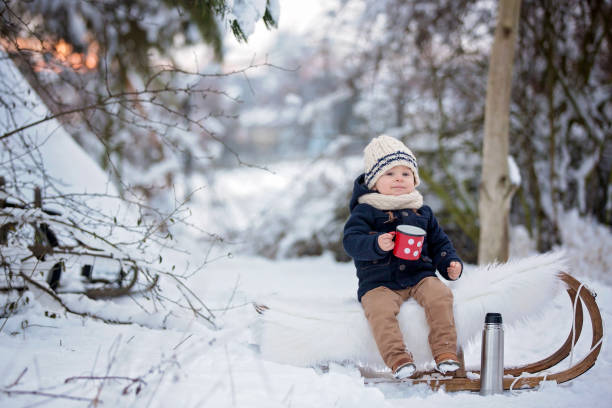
360, 273, 603, 392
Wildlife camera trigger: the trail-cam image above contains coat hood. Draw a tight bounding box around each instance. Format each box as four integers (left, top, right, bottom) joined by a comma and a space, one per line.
349, 174, 373, 212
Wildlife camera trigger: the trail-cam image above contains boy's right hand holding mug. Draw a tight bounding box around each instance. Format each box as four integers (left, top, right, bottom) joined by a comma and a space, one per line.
377, 233, 395, 251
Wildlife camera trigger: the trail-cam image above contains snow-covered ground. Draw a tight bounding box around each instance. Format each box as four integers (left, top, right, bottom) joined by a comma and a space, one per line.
2, 49, 611, 408
0, 250, 611, 407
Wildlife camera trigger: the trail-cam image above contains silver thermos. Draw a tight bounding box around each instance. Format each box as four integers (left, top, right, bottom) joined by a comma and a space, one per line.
480, 312, 504, 395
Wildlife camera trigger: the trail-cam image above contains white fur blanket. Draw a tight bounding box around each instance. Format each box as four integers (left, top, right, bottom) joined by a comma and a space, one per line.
255, 251, 567, 369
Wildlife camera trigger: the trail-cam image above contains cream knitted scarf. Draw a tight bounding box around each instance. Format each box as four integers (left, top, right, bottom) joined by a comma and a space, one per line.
358, 190, 424, 210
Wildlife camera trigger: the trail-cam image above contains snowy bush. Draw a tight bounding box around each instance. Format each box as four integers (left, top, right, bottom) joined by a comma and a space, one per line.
0, 54, 216, 329
557, 210, 612, 285
207, 139, 362, 261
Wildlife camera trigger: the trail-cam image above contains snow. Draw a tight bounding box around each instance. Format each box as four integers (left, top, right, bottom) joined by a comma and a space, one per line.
0, 50, 115, 202
508, 155, 521, 186
2, 25, 612, 408
1, 251, 611, 407
228, 0, 270, 39
1, 119, 611, 406
556, 210, 612, 285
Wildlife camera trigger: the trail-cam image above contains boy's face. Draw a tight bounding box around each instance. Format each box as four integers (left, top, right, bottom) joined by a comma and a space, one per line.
373, 165, 415, 196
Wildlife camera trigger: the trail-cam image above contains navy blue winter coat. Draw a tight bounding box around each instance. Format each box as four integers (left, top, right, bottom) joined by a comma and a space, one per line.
343, 174, 463, 301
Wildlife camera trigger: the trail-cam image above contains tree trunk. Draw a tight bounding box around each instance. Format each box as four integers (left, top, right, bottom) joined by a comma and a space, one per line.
478, 0, 522, 264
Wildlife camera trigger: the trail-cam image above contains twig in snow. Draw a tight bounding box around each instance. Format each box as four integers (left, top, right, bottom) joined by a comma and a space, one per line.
64, 376, 147, 396
176, 284, 216, 327
193, 379, 224, 407
209, 301, 254, 312
144, 365, 167, 408
91, 345, 101, 379
0, 388, 95, 402
281, 384, 295, 407
225, 344, 236, 408
0, 259, 42, 334
6, 367, 28, 388
221, 275, 240, 317
170, 274, 216, 320
173, 334, 193, 350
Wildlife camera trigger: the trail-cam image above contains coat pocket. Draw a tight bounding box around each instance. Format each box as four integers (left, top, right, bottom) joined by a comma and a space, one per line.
356, 256, 392, 282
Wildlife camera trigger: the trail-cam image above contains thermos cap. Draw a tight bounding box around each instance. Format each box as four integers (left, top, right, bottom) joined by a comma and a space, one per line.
485, 312, 503, 324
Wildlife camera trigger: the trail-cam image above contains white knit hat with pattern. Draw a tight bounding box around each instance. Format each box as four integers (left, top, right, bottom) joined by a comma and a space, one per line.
363, 134, 420, 189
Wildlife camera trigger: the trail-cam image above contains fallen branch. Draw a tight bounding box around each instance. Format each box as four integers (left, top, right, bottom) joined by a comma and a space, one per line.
19, 273, 134, 325
0, 388, 95, 402
65, 375, 147, 396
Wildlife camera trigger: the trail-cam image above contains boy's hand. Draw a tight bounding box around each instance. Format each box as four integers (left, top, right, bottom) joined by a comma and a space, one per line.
447, 261, 462, 280
377, 233, 395, 251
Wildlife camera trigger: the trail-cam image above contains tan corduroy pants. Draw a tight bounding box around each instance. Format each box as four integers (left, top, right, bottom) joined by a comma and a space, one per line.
360, 277, 457, 371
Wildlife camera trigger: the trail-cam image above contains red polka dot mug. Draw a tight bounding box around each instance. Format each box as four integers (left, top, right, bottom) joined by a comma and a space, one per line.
390, 225, 426, 260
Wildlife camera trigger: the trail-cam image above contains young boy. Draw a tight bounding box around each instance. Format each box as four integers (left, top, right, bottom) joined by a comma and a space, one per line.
343, 134, 463, 379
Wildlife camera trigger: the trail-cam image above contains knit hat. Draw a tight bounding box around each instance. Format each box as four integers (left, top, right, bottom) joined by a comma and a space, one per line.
363, 134, 420, 189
